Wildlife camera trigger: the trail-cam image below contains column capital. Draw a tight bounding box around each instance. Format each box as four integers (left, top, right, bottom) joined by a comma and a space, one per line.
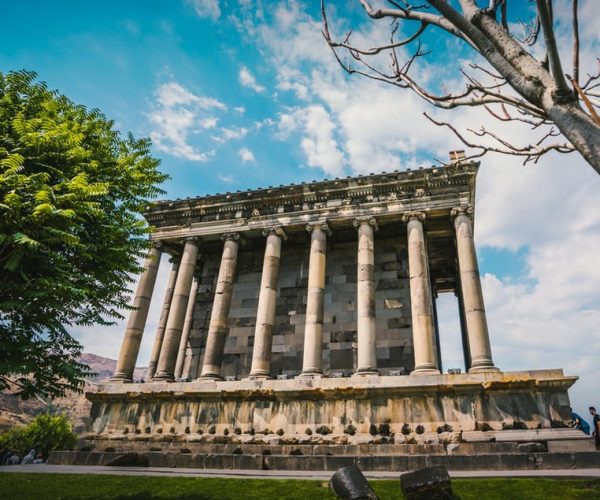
401, 211, 427, 223
262, 226, 287, 240
222, 232, 241, 242
451, 205, 473, 220
151, 240, 163, 249
353, 217, 378, 231
184, 236, 200, 244
305, 222, 331, 235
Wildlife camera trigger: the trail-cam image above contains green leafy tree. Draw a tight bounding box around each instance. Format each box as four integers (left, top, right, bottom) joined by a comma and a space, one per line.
0, 414, 77, 459
0, 70, 169, 399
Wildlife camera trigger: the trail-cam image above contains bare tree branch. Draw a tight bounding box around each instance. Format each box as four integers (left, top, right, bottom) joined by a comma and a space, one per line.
536, 0, 573, 98
424, 112, 575, 165
322, 1, 600, 174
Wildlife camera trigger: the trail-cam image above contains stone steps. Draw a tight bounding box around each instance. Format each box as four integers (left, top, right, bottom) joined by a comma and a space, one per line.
49, 450, 600, 471
74, 437, 597, 456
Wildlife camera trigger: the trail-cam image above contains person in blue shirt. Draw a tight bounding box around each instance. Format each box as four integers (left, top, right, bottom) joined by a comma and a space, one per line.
570, 408, 590, 434
590, 407, 600, 449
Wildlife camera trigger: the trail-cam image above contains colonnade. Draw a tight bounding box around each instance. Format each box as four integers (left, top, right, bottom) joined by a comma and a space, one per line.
111, 206, 498, 382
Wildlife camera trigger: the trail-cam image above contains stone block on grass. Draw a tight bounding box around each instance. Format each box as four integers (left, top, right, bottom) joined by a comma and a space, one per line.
400, 466, 457, 500
329, 464, 378, 499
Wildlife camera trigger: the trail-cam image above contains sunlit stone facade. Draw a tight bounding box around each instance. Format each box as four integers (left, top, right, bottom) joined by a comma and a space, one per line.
87, 159, 576, 441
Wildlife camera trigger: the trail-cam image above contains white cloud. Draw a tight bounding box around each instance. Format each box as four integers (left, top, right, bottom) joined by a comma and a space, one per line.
149, 81, 225, 161
234, 106, 246, 114
187, 0, 220, 20
218, 174, 236, 183
200, 117, 218, 129
277, 106, 345, 176
238, 66, 265, 93
212, 126, 249, 143
238, 147, 256, 163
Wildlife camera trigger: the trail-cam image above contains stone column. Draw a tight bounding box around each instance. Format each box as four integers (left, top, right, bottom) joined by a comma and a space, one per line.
403, 212, 440, 375
199, 233, 241, 380
154, 237, 200, 381
147, 257, 180, 379
353, 217, 378, 376
452, 206, 498, 373
248, 227, 285, 379
112, 242, 162, 382
300, 223, 328, 377
174, 274, 199, 380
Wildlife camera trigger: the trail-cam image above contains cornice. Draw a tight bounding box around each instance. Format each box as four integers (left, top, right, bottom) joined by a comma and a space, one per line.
145, 162, 479, 231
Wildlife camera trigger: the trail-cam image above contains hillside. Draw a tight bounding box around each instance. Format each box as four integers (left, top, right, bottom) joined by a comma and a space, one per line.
0, 353, 147, 432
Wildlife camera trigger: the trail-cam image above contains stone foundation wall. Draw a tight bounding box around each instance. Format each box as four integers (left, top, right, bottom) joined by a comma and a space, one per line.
181, 228, 414, 380
88, 370, 575, 439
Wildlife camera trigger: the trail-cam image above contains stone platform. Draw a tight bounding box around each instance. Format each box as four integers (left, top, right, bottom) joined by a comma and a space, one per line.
85, 369, 575, 438
50, 440, 600, 472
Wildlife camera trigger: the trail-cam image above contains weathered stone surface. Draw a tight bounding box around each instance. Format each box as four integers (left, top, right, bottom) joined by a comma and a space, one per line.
400, 466, 457, 500
87, 370, 575, 438
105, 453, 149, 467
48, 449, 600, 471
329, 465, 378, 499
517, 442, 548, 453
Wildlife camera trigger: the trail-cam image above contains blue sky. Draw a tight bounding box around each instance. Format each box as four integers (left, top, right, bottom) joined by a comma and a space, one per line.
2, 1, 599, 422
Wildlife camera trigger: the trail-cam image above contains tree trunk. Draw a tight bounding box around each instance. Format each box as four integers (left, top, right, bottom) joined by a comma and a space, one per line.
543, 94, 600, 174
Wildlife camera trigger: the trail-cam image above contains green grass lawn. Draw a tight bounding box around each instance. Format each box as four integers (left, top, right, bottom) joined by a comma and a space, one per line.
0, 473, 599, 499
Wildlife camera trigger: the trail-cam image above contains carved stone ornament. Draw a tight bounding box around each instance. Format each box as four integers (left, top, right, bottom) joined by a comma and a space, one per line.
305, 222, 330, 234
222, 232, 241, 242
152, 241, 163, 249
251, 208, 261, 217
401, 211, 426, 223
262, 226, 288, 240
450, 205, 473, 220
387, 192, 398, 201
353, 217, 378, 231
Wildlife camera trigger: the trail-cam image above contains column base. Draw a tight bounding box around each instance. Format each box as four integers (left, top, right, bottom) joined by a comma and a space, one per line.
468, 365, 500, 374
411, 368, 441, 375
246, 375, 272, 381
152, 373, 175, 382
196, 374, 224, 381
109, 373, 132, 383
246, 370, 272, 380
298, 370, 325, 379
353, 368, 379, 377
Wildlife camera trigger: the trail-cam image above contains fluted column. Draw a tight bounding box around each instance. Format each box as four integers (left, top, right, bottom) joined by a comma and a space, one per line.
353, 217, 378, 376
147, 257, 180, 379
452, 206, 498, 373
199, 233, 241, 380
154, 237, 200, 381
248, 227, 285, 379
300, 223, 328, 377
403, 212, 440, 375
112, 242, 163, 382
174, 274, 199, 380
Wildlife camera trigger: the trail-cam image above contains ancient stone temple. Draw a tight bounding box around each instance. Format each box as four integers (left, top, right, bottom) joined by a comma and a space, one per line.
67, 157, 596, 471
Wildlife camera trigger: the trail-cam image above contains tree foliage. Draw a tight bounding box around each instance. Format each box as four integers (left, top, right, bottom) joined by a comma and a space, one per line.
323, 0, 600, 173
0, 414, 77, 459
0, 70, 169, 399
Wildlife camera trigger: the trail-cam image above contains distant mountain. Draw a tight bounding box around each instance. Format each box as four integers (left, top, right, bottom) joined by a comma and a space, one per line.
0, 353, 147, 432
79, 352, 147, 381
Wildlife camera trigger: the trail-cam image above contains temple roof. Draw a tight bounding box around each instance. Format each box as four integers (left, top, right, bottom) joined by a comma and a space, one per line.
144, 160, 479, 230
